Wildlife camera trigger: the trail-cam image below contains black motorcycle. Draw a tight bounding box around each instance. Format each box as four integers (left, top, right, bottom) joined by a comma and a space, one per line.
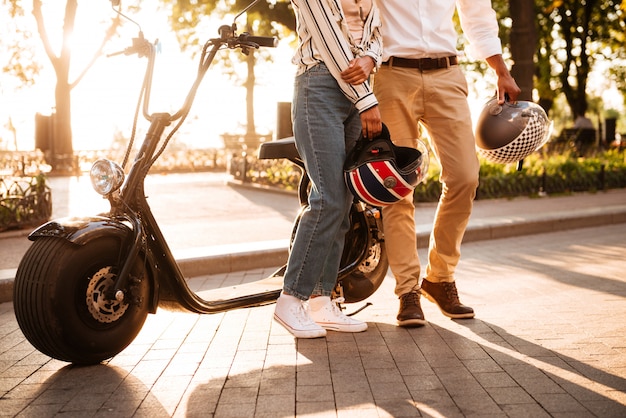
13, 0, 388, 365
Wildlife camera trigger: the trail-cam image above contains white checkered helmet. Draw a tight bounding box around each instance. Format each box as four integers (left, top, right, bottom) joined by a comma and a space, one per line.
475, 98, 553, 164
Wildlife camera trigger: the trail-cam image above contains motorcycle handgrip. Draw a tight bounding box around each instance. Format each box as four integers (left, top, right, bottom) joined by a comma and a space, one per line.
241, 35, 278, 48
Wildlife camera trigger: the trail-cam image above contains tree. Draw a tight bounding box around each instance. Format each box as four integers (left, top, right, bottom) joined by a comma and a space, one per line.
1, 0, 42, 151
534, 0, 626, 120
509, 0, 537, 102
33, 0, 122, 171
161, 0, 294, 141
11, 0, 121, 172
2, 1, 41, 88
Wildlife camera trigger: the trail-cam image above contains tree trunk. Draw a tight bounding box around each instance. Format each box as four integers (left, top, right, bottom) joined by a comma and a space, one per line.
245, 52, 256, 137
53, 78, 74, 171
509, 0, 536, 102
245, 17, 257, 141
557, 2, 595, 120
33, 0, 77, 173
33, 0, 119, 173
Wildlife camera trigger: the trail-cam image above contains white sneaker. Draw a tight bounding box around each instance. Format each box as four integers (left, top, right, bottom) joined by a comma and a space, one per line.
308, 296, 368, 333
274, 294, 327, 338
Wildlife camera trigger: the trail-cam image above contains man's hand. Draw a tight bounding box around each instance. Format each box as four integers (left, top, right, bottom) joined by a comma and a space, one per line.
486, 54, 521, 104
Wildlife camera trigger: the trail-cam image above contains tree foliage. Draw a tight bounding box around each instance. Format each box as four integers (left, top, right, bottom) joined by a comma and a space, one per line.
533, 0, 626, 119
164, 0, 294, 50
3, 1, 122, 171
1, 0, 42, 88
5, 0, 625, 160
159, 0, 295, 137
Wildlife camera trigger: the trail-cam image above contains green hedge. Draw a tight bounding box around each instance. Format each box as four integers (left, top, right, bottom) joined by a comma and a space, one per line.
238, 148, 626, 203
3, 148, 624, 232
470, 149, 626, 201
0, 174, 52, 232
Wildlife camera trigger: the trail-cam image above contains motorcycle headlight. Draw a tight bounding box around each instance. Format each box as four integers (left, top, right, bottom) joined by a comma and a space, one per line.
90, 159, 125, 196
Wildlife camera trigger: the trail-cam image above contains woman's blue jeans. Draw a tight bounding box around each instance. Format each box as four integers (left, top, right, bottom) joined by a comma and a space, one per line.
283, 63, 361, 300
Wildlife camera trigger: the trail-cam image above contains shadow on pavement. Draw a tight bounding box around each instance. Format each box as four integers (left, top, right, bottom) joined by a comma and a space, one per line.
183, 319, 626, 417
12, 364, 170, 417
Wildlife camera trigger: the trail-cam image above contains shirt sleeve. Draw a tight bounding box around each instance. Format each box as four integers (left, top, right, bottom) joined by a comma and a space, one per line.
295, 0, 379, 112
362, 6, 383, 69
457, 0, 503, 60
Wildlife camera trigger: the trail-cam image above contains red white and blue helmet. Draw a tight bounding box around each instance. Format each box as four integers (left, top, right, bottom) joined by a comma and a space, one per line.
475, 97, 553, 164
344, 124, 429, 207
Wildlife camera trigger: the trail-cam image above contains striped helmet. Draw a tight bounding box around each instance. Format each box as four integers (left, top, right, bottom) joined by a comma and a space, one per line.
344, 124, 428, 207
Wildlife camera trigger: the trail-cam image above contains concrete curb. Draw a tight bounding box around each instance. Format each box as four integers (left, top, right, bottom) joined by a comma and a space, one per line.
2, 206, 626, 304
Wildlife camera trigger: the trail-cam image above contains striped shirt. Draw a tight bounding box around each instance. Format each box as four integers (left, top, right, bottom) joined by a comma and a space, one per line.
291, 0, 383, 113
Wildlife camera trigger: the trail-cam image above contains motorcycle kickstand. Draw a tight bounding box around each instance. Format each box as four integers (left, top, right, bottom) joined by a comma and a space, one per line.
333, 283, 373, 317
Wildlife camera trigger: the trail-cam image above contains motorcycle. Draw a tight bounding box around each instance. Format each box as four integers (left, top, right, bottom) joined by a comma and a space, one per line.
13, 0, 388, 365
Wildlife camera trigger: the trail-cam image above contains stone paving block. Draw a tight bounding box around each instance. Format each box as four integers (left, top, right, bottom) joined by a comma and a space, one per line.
296, 383, 334, 403
501, 402, 552, 418
333, 390, 374, 409
533, 392, 589, 415
364, 367, 403, 384
330, 370, 370, 393
368, 380, 411, 401
486, 386, 536, 405
585, 398, 626, 418
393, 360, 435, 377
258, 377, 295, 396
255, 394, 295, 416
403, 373, 444, 392
375, 398, 422, 417
337, 407, 379, 418
296, 400, 336, 416
213, 401, 256, 418
412, 389, 464, 417
297, 369, 332, 386
473, 370, 518, 388
452, 393, 505, 415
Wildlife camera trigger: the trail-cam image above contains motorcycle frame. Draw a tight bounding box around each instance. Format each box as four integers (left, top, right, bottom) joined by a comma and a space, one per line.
27, 8, 386, 316
12, 0, 389, 367
30, 24, 285, 314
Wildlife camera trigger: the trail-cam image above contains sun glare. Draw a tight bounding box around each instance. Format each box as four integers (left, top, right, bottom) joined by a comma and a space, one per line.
4, 1, 296, 153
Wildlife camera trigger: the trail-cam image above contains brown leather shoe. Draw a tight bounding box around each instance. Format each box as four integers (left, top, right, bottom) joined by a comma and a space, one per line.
397, 291, 426, 327
420, 279, 475, 319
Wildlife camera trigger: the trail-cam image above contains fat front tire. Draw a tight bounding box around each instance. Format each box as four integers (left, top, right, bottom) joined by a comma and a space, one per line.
13, 236, 150, 365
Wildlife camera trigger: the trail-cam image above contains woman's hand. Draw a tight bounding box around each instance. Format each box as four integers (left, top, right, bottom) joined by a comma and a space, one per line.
360, 106, 382, 139
341, 56, 375, 85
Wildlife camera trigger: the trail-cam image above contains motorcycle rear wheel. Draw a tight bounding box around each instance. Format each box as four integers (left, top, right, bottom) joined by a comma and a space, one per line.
339, 207, 388, 303
290, 204, 388, 303
13, 236, 150, 365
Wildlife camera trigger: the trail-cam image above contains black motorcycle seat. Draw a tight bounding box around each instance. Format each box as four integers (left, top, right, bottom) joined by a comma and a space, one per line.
257, 136, 301, 161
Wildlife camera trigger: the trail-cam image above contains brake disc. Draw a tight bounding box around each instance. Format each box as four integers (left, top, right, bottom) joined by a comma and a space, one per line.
86, 266, 129, 323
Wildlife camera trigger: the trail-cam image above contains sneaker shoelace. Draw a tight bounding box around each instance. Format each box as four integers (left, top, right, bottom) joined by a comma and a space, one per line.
291, 302, 317, 327
329, 297, 350, 322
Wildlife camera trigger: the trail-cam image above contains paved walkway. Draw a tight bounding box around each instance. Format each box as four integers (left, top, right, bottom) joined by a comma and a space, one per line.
1, 173, 625, 416
1, 223, 625, 417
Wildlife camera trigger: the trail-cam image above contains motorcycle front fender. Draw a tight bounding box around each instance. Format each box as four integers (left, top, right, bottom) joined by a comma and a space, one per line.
28, 215, 159, 313
28, 216, 133, 246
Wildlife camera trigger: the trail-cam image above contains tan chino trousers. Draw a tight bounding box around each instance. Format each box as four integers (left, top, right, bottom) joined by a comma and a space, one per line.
373, 64, 480, 297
